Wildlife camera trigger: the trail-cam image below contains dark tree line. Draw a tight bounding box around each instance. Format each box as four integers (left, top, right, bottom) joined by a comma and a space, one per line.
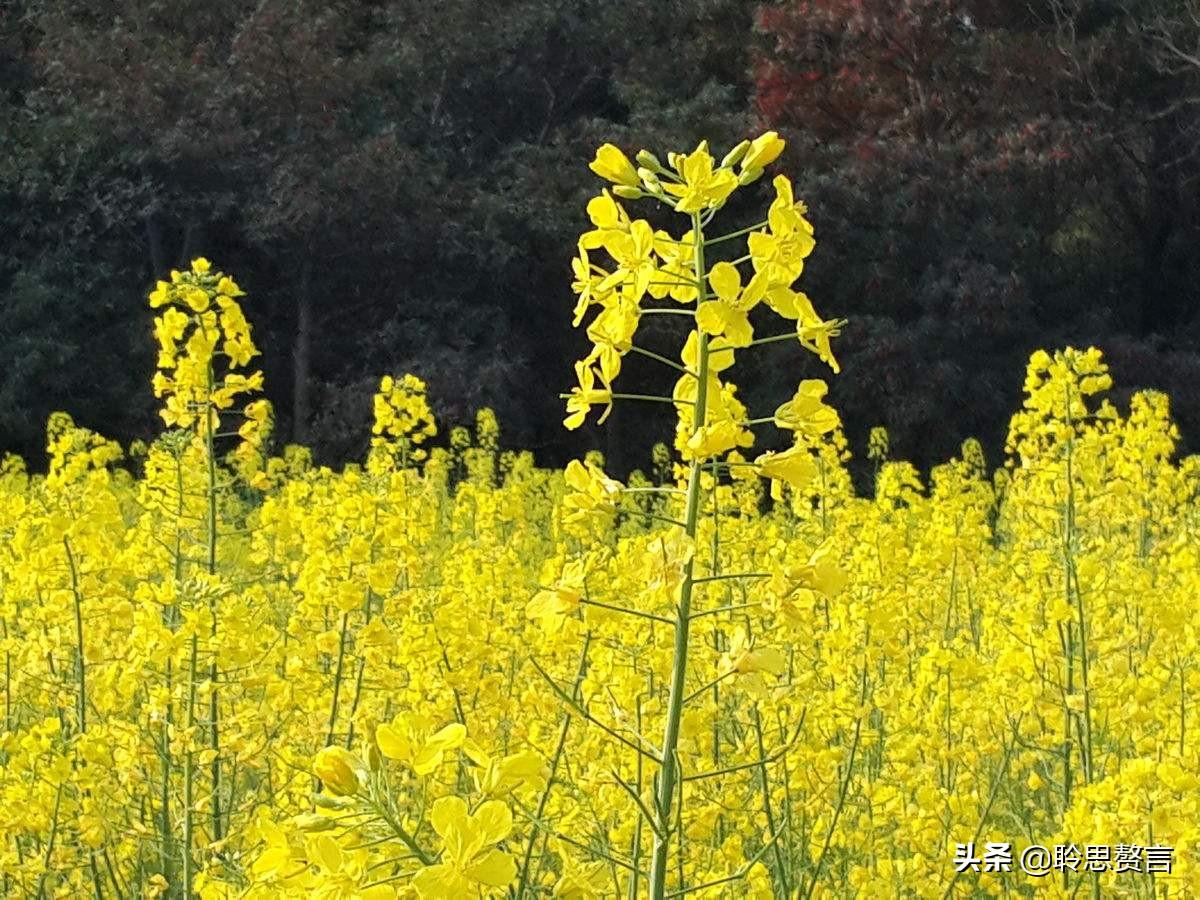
2, 0, 1198, 476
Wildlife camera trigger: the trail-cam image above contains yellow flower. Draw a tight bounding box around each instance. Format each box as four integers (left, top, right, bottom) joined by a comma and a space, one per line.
471, 748, 547, 797
598, 219, 658, 303
376, 720, 467, 776
773, 380, 839, 436
797, 312, 844, 374
527, 559, 587, 632
662, 141, 739, 213
720, 628, 787, 699
554, 856, 610, 899
740, 131, 786, 174
411, 797, 517, 898
148, 280, 172, 308
748, 175, 816, 284
588, 143, 639, 187
685, 419, 751, 460
563, 361, 613, 430
696, 261, 771, 347
561, 459, 622, 526
182, 285, 211, 313
721, 628, 786, 677
313, 746, 363, 797
755, 445, 817, 490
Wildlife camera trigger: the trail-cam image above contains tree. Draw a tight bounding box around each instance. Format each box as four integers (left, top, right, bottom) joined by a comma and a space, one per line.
4, 0, 764, 472
753, 0, 1200, 468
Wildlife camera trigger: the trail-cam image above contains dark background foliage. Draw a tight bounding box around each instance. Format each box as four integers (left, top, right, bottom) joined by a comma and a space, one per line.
2, 0, 1198, 476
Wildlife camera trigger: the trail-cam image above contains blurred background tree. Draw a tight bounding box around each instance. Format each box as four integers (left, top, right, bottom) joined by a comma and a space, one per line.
1, 0, 1197, 477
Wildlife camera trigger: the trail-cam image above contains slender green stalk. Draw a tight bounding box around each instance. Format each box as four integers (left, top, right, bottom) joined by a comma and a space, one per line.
629, 344, 696, 376
182, 634, 198, 896
530, 656, 661, 762
369, 799, 434, 866
939, 718, 1020, 900
516, 636, 592, 897
748, 332, 795, 347
664, 831, 782, 898
203, 352, 224, 847
1063, 382, 1094, 785
752, 705, 790, 895
705, 218, 768, 246
3, 618, 10, 734
648, 212, 711, 898
63, 539, 104, 899
62, 538, 85, 734
325, 612, 350, 747
803, 657, 868, 899
629, 696, 645, 900
577, 596, 675, 625
343, 589, 374, 750
159, 453, 188, 881
34, 783, 63, 898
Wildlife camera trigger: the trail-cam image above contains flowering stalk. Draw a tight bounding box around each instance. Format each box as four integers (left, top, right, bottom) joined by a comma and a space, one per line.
564, 133, 843, 898
648, 214, 710, 895
147, 257, 263, 894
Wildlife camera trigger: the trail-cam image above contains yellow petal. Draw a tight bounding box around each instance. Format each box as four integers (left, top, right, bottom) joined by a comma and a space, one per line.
464, 848, 518, 887
472, 800, 514, 846
426, 722, 467, 751
429, 796, 469, 840
696, 301, 729, 337
412, 745, 444, 775
707, 261, 741, 303
375, 723, 412, 761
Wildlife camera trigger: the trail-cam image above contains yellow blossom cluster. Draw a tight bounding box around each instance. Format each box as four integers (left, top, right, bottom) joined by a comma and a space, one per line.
0, 142, 1197, 900
368, 374, 439, 474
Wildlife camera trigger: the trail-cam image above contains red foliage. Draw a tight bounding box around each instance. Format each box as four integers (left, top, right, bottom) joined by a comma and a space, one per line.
753, 0, 1064, 158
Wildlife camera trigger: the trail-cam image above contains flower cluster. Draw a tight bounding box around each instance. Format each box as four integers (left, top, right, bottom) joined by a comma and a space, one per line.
0, 152, 1197, 900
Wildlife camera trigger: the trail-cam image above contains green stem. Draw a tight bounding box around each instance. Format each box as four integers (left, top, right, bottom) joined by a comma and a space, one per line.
325, 612, 350, 747
204, 360, 224, 846
516, 636, 591, 897
63, 538, 85, 734
648, 212, 711, 899
577, 596, 674, 625
752, 705, 790, 895
629, 696, 645, 900
34, 783, 63, 899
1064, 382, 1094, 786
748, 332, 795, 347
803, 656, 868, 899
183, 634, 197, 897
628, 344, 695, 377
370, 800, 434, 866
705, 219, 768, 246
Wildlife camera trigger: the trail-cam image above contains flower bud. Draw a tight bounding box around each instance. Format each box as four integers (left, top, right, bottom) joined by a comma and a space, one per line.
313, 746, 363, 797
367, 739, 383, 773
637, 167, 661, 191
738, 167, 764, 186
741, 131, 786, 171
613, 185, 644, 200
291, 813, 337, 833
588, 144, 640, 187
721, 139, 750, 168
312, 793, 356, 810
635, 149, 666, 172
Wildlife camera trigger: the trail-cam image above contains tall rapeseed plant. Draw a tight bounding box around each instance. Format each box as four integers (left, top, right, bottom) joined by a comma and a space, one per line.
148, 258, 266, 893
563, 133, 844, 898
